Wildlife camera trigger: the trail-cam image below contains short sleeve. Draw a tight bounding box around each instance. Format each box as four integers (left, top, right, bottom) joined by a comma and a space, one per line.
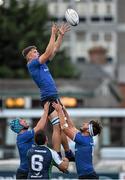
19, 129, 35, 142
27, 59, 40, 70
49, 149, 63, 165
73, 132, 89, 145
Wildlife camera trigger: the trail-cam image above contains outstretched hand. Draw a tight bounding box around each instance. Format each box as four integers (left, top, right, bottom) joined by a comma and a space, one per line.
58, 23, 71, 36
51, 22, 58, 35
52, 101, 62, 112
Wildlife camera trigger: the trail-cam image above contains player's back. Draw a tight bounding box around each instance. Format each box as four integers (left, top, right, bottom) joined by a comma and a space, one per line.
74, 132, 94, 177
17, 130, 34, 172
27, 59, 58, 100
27, 145, 53, 179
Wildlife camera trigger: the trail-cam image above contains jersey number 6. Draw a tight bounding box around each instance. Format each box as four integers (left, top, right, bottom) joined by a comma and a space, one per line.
31, 154, 44, 171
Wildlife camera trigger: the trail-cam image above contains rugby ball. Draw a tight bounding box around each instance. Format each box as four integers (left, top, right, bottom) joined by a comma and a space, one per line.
65, 8, 79, 26
0, 0, 3, 6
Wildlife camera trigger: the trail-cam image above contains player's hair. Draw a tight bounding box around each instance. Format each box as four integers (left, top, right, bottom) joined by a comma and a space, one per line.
22, 45, 37, 58
35, 131, 47, 145
90, 120, 102, 136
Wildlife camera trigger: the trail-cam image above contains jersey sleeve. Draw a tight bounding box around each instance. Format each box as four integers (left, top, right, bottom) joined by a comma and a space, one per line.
20, 129, 35, 142
49, 149, 63, 165
73, 132, 89, 145
27, 59, 40, 70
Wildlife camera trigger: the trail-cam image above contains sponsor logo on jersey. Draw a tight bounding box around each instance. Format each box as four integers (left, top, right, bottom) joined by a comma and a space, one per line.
34, 150, 47, 153
44, 68, 49, 72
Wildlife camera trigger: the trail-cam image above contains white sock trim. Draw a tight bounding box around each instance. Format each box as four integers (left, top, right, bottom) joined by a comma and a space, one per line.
50, 117, 59, 125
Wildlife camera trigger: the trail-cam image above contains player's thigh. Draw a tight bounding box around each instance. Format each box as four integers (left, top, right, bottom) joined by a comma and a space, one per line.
48, 110, 58, 119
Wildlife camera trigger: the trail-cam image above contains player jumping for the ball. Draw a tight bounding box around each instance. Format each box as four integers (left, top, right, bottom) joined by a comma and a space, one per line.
22, 22, 74, 161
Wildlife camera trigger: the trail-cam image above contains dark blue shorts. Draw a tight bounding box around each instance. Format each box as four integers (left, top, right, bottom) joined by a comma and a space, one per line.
41, 96, 62, 115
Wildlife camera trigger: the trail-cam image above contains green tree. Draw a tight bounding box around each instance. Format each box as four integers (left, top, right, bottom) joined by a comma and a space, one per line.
0, 0, 76, 78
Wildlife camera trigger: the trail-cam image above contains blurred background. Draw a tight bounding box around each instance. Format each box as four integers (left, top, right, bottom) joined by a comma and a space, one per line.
0, 0, 125, 179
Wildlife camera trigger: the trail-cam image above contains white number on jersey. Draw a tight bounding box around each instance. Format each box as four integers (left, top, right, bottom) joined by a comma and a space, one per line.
31, 154, 44, 171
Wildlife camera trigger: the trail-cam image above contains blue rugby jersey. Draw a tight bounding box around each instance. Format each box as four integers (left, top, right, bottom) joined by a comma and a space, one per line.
17, 130, 34, 172
27, 59, 58, 101
73, 132, 95, 177
27, 145, 62, 179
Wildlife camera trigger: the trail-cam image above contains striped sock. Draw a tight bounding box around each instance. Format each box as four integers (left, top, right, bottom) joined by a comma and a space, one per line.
50, 117, 59, 125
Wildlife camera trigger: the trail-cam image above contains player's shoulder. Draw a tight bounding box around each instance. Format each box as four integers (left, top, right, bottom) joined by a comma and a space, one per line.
48, 147, 60, 158
41, 146, 55, 157
34, 145, 51, 152
27, 58, 40, 66
42, 145, 52, 152
24, 129, 34, 135
18, 129, 34, 139
73, 131, 85, 142
74, 131, 82, 138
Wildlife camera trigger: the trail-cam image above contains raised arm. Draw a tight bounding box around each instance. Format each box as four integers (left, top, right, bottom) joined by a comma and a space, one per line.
34, 102, 49, 133
52, 102, 78, 140
58, 157, 69, 173
51, 148, 69, 173
62, 106, 75, 128
49, 23, 70, 60
39, 23, 58, 64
